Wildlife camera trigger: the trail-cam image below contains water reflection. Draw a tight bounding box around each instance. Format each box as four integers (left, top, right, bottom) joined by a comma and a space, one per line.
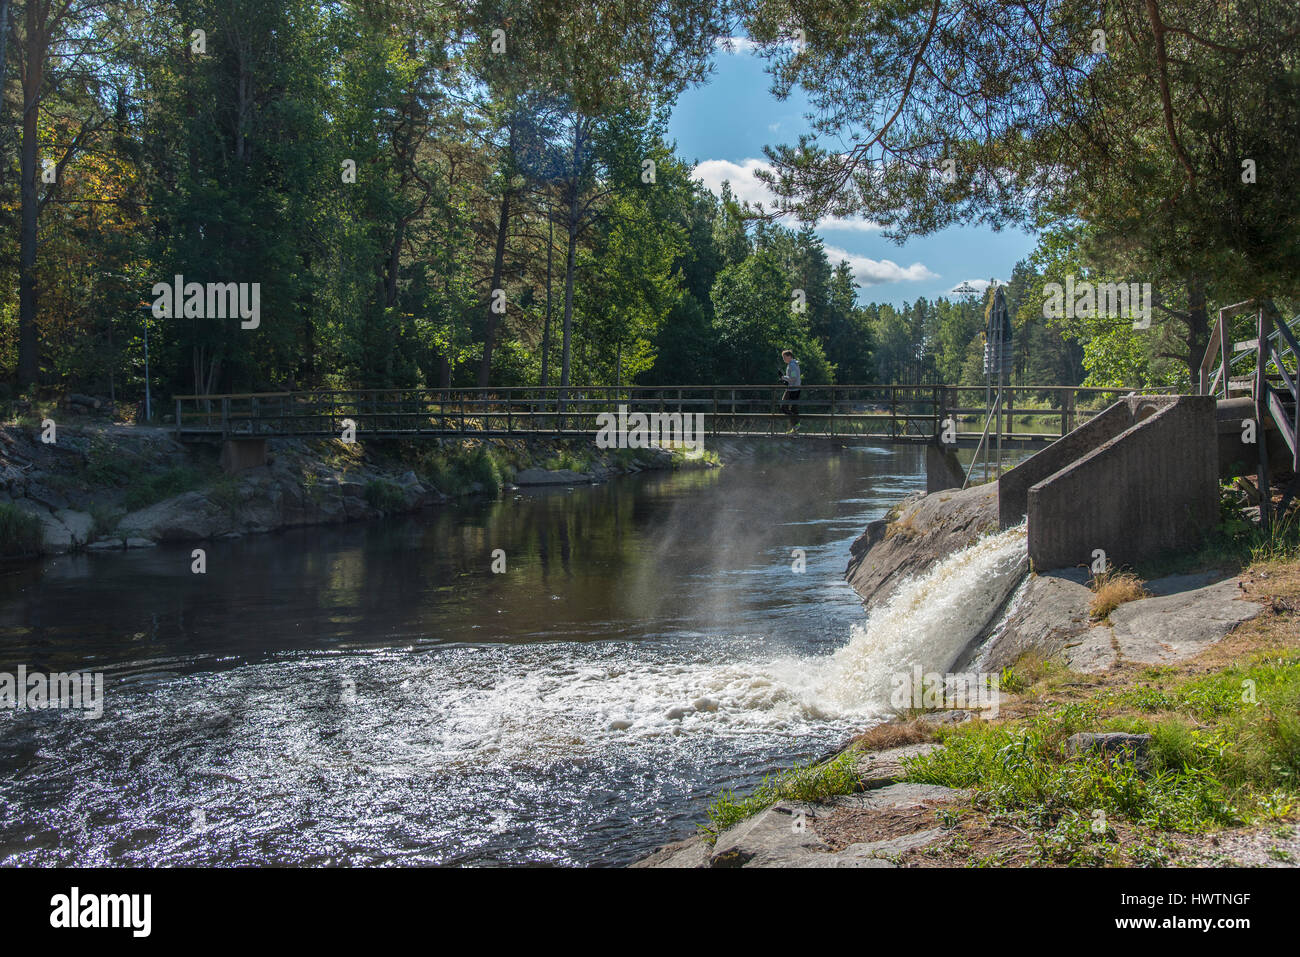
0, 443, 929, 866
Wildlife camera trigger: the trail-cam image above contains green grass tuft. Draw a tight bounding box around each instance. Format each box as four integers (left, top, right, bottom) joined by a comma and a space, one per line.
0, 504, 44, 558
703, 750, 862, 840
363, 479, 406, 512
122, 466, 204, 511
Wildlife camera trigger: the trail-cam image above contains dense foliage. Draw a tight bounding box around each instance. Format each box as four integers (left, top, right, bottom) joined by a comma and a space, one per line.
1, 1, 1296, 408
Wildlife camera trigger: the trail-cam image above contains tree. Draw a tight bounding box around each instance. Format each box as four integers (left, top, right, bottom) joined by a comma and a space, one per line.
712, 248, 829, 385
740, 0, 1300, 379
13, 0, 120, 389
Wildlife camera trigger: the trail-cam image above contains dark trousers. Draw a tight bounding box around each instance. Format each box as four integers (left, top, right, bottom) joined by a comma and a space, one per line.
780, 389, 801, 423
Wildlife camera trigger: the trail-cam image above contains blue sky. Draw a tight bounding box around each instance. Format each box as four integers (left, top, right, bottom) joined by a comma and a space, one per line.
666, 40, 1039, 307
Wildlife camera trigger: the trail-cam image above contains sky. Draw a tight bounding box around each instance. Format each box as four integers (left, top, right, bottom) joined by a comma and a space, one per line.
666, 40, 1039, 307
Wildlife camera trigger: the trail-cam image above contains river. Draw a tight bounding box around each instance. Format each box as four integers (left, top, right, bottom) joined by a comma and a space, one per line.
0, 442, 968, 866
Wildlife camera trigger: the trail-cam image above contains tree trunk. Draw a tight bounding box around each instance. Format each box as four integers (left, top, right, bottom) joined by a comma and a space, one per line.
17, 0, 44, 390
1184, 275, 1209, 385
540, 212, 553, 388
478, 187, 511, 386
0, 0, 11, 190
0, 0, 11, 120
560, 213, 577, 391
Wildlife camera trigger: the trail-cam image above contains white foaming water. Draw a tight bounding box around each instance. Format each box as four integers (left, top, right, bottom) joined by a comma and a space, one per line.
775, 524, 1028, 715
381, 524, 1030, 760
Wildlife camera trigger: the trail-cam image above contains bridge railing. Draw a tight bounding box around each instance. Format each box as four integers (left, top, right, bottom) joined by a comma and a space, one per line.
174, 384, 1175, 443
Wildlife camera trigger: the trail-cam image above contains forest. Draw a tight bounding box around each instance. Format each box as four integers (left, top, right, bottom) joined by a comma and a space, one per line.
1, 1, 1297, 412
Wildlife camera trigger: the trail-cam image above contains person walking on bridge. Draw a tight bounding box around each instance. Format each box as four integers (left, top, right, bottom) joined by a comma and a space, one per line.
780, 349, 801, 433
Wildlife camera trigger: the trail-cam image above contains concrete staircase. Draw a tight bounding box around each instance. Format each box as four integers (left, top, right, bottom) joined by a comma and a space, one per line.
998, 394, 1219, 571
996, 300, 1299, 571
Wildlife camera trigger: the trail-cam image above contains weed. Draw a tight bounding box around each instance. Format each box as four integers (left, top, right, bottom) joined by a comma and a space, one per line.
703, 751, 862, 840
364, 479, 406, 512
123, 466, 203, 511
1089, 569, 1148, 620
0, 504, 44, 558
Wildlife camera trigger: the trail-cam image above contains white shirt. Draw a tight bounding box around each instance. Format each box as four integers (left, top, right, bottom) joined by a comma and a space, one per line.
784, 359, 801, 388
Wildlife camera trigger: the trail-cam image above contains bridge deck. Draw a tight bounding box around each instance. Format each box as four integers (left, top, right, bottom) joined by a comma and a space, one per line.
173, 384, 1177, 448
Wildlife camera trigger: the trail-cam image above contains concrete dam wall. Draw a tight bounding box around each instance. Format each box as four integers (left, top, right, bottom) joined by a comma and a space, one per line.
999, 395, 1219, 571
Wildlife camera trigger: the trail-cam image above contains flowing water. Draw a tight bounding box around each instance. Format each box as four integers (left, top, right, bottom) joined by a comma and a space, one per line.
0, 444, 1024, 867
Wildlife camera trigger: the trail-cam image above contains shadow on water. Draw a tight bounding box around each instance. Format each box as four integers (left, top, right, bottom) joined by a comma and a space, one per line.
0, 442, 930, 866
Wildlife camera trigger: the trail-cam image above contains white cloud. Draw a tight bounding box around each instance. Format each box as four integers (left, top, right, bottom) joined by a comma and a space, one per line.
825, 246, 939, 286
692, 159, 933, 287
817, 217, 882, 233
692, 158, 774, 209
691, 158, 881, 233
713, 36, 761, 54
713, 36, 801, 55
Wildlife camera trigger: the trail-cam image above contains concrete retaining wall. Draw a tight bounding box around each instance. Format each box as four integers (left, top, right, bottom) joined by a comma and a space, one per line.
999, 395, 1179, 529
220, 437, 269, 473
1025, 395, 1218, 571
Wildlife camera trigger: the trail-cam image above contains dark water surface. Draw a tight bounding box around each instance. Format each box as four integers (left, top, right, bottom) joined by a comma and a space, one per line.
0, 444, 927, 866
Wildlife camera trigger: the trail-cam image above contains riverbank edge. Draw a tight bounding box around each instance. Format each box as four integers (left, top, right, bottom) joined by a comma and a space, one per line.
631, 485, 1300, 869
0, 420, 723, 560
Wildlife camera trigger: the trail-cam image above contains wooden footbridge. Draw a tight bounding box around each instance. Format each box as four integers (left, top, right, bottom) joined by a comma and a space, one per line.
173, 383, 1176, 451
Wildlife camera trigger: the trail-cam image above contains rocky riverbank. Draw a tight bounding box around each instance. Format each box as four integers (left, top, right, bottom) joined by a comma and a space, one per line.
0, 419, 720, 558
633, 483, 1300, 868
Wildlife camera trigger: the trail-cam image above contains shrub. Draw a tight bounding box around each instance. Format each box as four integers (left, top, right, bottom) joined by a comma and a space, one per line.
207, 475, 242, 515
123, 466, 203, 511
545, 448, 593, 473
88, 502, 123, 538
82, 437, 134, 486
1088, 569, 1148, 620
0, 504, 44, 558
364, 479, 406, 512
466, 447, 504, 495
416, 445, 506, 497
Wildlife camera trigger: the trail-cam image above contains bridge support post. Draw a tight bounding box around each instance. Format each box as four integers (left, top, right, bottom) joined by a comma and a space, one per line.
220, 437, 268, 474
1256, 305, 1273, 534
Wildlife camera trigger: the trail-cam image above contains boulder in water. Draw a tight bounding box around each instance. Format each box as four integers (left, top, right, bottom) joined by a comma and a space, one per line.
846, 484, 1001, 611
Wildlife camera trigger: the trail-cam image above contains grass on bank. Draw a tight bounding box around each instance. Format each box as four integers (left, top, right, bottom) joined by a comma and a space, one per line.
121, 466, 206, 511
413, 444, 512, 497
0, 503, 44, 558
702, 550, 1300, 863
705, 751, 863, 837
363, 478, 406, 512
902, 636, 1300, 854
669, 446, 721, 469
1088, 568, 1148, 620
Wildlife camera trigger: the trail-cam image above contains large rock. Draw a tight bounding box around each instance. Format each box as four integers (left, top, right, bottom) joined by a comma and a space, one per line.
828, 782, 970, 811
627, 836, 711, 869
118, 491, 232, 542
709, 802, 830, 868
24, 480, 70, 512
34, 510, 74, 553
54, 509, 95, 546
846, 484, 1000, 610
1065, 732, 1153, 771
512, 468, 593, 486
1105, 577, 1260, 664
960, 568, 1095, 672
852, 743, 942, 789
698, 782, 971, 869
1065, 573, 1260, 673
